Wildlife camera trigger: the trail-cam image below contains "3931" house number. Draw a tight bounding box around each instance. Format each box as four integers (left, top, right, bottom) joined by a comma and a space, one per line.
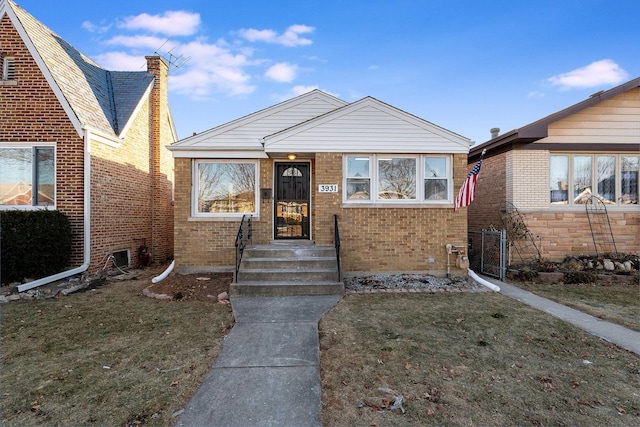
318, 184, 338, 193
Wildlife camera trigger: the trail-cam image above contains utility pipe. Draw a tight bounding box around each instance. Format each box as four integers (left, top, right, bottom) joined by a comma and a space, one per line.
468, 268, 500, 292
151, 260, 175, 283
18, 128, 93, 292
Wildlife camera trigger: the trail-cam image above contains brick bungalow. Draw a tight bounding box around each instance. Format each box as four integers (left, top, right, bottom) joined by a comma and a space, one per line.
0, 0, 176, 290
168, 90, 472, 277
468, 77, 639, 261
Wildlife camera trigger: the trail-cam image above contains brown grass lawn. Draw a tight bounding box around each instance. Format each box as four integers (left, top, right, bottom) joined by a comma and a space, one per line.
319, 293, 640, 426
1, 268, 234, 427
513, 281, 640, 331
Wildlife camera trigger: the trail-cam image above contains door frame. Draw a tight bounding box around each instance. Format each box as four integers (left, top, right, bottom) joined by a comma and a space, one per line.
273, 160, 312, 240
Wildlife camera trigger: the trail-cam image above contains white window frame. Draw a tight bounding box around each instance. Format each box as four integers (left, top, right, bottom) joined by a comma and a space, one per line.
0, 143, 56, 210
549, 153, 639, 207
343, 154, 453, 205
192, 159, 259, 219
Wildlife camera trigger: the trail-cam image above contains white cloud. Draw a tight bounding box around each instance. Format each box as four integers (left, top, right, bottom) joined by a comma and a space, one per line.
547, 59, 628, 90
93, 51, 147, 71
238, 24, 314, 47
119, 11, 200, 36
368, 65, 379, 70
106, 35, 171, 50
82, 21, 111, 33
265, 62, 298, 82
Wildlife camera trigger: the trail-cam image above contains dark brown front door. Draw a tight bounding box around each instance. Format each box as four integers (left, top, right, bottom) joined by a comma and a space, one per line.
274, 163, 310, 239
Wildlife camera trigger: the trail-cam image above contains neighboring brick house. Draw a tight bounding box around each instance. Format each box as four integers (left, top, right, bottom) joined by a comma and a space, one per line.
0, 0, 176, 290
168, 90, 472, 276
468, 77, 639, 261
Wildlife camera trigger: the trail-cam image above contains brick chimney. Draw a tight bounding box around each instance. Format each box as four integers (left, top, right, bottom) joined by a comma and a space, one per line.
146, 56, 174, 263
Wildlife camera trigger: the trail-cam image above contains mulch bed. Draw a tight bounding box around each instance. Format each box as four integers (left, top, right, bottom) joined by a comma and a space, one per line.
145, 271, 232, 302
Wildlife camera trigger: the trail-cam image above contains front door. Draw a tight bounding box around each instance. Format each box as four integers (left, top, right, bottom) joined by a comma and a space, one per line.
274, 162, 310, 239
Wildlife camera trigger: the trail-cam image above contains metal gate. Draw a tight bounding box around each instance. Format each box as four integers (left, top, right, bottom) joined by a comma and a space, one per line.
468, 229, 506, 280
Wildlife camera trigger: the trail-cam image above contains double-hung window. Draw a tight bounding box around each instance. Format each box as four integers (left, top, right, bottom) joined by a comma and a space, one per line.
549, 153, 638, 206
344, 154, 451, 203
194, 160, 259, 217
0, 145, 55, 208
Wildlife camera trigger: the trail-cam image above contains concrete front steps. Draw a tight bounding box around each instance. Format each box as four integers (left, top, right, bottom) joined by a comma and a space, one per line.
231, 242, 344, 297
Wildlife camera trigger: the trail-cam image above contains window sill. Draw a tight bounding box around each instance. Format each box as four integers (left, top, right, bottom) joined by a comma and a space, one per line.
188, 215, 259, 222
340, 202, 452, 209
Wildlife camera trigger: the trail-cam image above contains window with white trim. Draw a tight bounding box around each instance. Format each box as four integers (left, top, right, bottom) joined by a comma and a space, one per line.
0, 146, 55, 207
344, 154, 452, 203
550, 153, 638, 205
194, 160, 258, 216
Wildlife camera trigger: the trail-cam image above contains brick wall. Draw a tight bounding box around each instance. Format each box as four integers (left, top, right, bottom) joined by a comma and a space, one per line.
509, 150, 548, 209
468, 151, 506, 231
520, 209, 639, 261
89, 57, 174, 271
1, 14, 174, 275
173, 153, 469, 276
1, 15, 85, 266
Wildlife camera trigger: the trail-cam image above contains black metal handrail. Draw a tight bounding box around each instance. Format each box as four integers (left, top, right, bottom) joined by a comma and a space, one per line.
334, 214, 341, 281
234, 215, 252, 282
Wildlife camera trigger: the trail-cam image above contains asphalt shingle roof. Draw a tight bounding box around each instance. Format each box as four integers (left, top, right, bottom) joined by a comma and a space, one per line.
8, 0, 154, 137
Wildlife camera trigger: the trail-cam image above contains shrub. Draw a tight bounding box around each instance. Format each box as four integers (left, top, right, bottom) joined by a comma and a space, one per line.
1, 210, 72, 284
563, 270, 597, 284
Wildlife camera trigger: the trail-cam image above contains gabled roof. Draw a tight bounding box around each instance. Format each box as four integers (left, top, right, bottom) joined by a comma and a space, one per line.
263, 96, 471, 154
470, 77, 640, 161
169, 90, 471, 158
1, 0, 154, 138
168, 89, 348, 157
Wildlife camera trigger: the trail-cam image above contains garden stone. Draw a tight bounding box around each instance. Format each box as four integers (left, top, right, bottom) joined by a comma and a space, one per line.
603, 259, 615, 271
623, 261, 632, 272
614, 262, 625, 271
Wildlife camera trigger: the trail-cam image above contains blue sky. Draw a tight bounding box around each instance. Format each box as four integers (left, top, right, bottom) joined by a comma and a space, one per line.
17, 0, 640, 145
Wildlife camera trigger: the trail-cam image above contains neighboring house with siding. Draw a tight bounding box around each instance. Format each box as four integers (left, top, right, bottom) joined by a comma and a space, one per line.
468, 77, 639, 261
168, 90, 472, 276
0, 0, 176, 289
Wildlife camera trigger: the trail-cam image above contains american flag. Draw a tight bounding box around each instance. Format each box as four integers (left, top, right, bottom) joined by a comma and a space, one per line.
454, 149, 485, 212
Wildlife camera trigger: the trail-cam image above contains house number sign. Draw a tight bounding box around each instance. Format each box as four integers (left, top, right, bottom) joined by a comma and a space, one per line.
318, 184, 338, 193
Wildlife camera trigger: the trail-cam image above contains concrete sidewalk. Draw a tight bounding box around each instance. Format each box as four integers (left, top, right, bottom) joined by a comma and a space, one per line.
481, 275, 640, 356
176, 295, 341, 427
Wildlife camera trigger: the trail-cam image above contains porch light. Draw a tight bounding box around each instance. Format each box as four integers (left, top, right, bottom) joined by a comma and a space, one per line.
287, 153, 297, 160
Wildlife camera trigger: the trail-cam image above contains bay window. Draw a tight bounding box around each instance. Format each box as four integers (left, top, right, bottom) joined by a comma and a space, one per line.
344, 154, 451, 204
194, 160, 258, 216
0, 145, 55, 207
550, 153, 638, 206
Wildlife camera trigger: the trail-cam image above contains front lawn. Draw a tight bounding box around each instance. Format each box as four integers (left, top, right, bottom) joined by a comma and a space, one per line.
319, 292, 639, 426
1, 270, 234, 427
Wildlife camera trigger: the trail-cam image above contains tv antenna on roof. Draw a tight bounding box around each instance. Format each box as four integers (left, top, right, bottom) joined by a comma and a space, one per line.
154, 39, 191, 72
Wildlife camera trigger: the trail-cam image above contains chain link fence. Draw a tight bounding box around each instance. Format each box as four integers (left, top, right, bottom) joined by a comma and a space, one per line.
468, 229, 506, 280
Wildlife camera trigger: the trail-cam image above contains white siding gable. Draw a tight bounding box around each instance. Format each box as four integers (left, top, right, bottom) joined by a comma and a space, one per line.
264, 97, 470, 154
168, 90, 347, 157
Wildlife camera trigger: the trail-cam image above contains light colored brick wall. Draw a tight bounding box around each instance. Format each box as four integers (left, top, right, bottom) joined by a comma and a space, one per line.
520, 210, 639, 261
1, 15, 85, 266
173, 153, 469, 276
509, 150, 549, 209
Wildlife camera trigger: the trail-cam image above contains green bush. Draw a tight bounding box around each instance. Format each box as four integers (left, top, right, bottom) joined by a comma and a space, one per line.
1, 210, 72, 285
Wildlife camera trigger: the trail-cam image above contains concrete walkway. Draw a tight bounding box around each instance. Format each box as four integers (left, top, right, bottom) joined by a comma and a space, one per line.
481, 275, 640, 356
176, 295, 341, 427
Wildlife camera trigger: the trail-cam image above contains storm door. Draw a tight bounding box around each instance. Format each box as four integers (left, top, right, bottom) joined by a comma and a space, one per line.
274, 163, 310, 239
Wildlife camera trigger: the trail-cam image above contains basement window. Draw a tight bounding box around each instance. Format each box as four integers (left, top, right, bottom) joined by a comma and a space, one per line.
112, 250, 130, 269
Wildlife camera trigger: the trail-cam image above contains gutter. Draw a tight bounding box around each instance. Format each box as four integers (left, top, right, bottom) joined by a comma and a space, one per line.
18, 128, 92, 292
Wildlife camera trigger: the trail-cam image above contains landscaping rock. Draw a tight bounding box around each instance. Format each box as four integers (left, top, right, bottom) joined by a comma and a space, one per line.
603, 259, 615, 271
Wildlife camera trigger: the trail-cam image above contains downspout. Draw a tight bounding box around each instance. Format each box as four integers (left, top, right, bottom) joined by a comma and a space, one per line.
18, 128, 92, 292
